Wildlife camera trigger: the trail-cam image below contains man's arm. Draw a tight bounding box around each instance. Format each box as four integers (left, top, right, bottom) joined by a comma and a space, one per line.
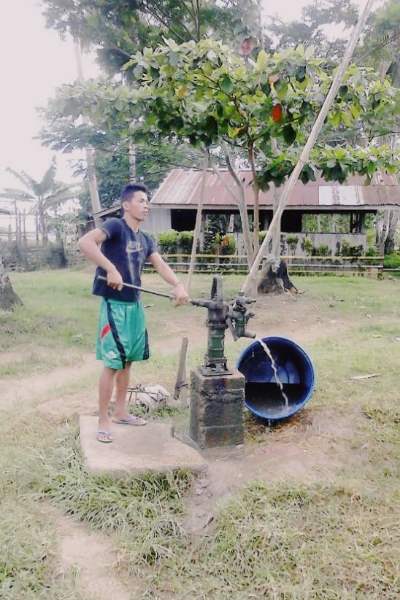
148, 252, 189, 305
78, 228, 123, 290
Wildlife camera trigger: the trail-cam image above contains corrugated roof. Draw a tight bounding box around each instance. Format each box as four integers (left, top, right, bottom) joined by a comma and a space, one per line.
151, 169, 400, 210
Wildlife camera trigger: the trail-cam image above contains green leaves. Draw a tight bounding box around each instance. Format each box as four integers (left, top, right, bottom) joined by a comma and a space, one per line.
299, 164, 316, 184
295, 65, 307, 83
41, 37, 400, 195
256, 50, 268, 72
282, 124, 296, 145
220, 75, 234, 94
313, 145, 400, 183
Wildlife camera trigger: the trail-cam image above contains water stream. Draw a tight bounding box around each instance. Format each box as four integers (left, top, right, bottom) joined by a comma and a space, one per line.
256, 338, 289, 410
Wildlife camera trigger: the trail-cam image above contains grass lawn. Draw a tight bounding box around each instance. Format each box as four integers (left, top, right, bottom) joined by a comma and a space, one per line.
1, 268, 400, 599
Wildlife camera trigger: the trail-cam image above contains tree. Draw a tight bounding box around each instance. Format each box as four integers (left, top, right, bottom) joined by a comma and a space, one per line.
265, 0, 358, 60
73, 140, 203, 211
40, 39, 400, 272
42, 0, 264, 71
0, 160, 77, 245
41, 0, 265, 217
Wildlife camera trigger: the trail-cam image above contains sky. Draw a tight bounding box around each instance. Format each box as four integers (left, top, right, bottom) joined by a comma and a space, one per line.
0, 0, 372, 208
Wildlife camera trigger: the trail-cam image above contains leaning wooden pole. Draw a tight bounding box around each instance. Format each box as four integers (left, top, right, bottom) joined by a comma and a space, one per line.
186, 156, 209, 295
242, 0, 375, 294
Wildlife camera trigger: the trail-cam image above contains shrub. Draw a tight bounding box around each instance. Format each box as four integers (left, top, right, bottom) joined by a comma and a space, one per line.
340, 240, 363, 257
44, 243, 68, 268
203, 231, 219, 254
177, 231, 194, 253
313, 244, 331, 256
286, 235, 299, 254
302, 238, 314, 256
220, 234, 236, 255
158, 230, 178, 253
384, 253, 400, 269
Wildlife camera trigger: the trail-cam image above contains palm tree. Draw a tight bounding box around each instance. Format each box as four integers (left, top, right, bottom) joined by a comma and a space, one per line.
0, 159, 77, 245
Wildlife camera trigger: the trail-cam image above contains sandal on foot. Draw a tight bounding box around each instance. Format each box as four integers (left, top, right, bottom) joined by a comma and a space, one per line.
96, 430, 113, 443
113, 415, 147, 426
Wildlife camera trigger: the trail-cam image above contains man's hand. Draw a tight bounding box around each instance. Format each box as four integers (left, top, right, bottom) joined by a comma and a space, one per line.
172, 282, 189, 306
107, 268, 123, 291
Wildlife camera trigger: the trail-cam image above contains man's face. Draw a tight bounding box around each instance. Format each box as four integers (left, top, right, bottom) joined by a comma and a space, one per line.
123, 191, 150, 222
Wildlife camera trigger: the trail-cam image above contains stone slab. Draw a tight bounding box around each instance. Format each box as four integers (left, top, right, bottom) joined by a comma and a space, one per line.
80, 416, 207, 476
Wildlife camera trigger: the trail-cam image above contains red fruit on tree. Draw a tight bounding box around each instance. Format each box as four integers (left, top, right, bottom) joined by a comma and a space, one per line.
272, 104, 283, 123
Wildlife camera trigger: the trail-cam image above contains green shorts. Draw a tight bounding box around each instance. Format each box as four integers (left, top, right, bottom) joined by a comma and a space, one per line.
96, 298, 149, 370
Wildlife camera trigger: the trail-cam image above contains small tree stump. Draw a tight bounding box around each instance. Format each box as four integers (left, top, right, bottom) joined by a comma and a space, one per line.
258, 259, 298, 295
0, 256, 22, 310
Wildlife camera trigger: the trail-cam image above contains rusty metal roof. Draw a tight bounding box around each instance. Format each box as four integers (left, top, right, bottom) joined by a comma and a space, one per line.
150, 169, 400, 210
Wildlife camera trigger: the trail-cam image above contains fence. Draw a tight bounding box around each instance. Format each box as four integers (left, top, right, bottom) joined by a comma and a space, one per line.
144, 254, 384, 278
2, 244, 384, 277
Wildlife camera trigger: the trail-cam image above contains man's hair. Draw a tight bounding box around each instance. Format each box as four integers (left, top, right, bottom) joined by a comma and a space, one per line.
121, 183, 148, 207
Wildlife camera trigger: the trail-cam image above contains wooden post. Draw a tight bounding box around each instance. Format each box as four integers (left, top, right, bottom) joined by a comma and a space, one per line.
174, 337, 189, 405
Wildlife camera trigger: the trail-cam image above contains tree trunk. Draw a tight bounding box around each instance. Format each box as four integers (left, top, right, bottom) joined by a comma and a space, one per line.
128, 142, 136, 182
22, 209, 27, 245
376, 209, 390, 255
212, 157, 254, 268
0, 256, 22, 310
258, 184, 298, 295
14, 202, 20, 247
258, 259, 298, 295
271, 184, 281, 259
35, 211, 40, 245
248, 142, 260, 255
383, 209, 399, 254
74, 39, 102, 224
39, 205, 48, 246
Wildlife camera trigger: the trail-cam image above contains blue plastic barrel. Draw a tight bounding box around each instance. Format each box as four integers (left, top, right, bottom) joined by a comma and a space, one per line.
237, 336, 315, 421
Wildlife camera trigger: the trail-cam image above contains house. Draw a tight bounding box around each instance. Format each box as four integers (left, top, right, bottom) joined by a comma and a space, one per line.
94, 169, 400, 256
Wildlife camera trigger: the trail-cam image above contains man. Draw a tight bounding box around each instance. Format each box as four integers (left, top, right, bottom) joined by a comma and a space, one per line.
79, 183, 189, 443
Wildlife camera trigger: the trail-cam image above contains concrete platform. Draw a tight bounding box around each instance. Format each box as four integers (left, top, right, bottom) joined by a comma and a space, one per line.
80, 416, 207, 476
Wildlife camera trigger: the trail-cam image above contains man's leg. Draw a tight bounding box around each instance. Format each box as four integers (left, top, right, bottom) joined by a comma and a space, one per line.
113, 362, 132, 420
98, 366, 116, 432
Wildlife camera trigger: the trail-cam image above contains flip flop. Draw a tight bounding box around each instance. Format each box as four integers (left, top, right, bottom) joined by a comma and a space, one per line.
113, 415, 147, 426
96, 430, 113, 443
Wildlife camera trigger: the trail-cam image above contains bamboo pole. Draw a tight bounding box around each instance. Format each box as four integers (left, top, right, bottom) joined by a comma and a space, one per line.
242, 0, 375, 294
186, 156, 209, 294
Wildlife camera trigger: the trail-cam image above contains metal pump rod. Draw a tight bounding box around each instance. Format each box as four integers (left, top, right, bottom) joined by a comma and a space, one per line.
97, 275, 175, 300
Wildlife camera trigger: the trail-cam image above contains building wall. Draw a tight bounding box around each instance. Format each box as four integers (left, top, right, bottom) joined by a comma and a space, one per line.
144, 207, 171, 234
149, 207, 368, 255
